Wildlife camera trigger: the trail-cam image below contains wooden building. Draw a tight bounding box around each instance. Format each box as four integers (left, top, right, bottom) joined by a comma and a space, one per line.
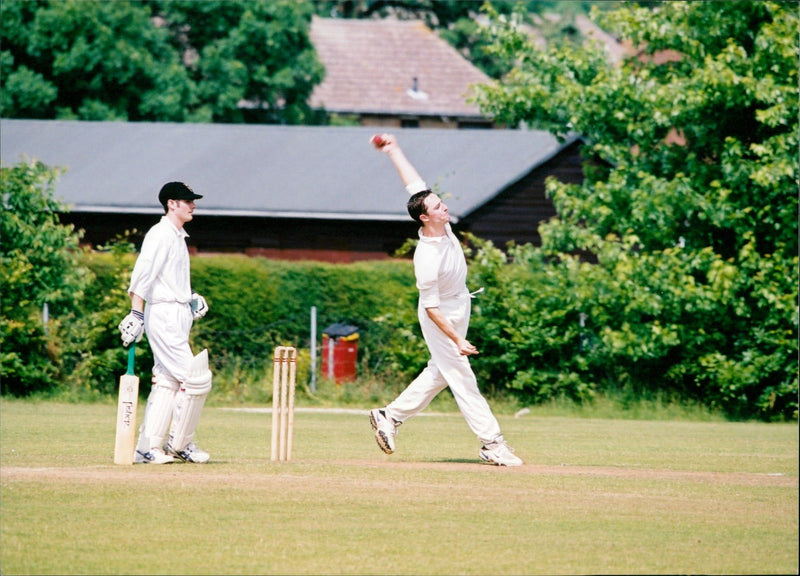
1, 119, 584, 262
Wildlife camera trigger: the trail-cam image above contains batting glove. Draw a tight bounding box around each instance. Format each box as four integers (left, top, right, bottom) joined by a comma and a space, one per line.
191, 292, 208, 320
119, 310, 144, 347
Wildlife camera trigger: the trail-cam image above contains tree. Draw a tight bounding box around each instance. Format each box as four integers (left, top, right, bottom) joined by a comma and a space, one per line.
470, 1, 798, 420
154, 0, 324, 123
1, 0, 195, 121
0, 1, 58, 118
0, 0, 323, 124
0, 161, 89, 395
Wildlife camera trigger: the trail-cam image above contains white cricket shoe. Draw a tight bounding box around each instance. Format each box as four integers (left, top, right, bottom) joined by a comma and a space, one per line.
166, 441, 210, 464
479, 438, 523, 467
369, 408, 399, 454
134, 447, 175, 465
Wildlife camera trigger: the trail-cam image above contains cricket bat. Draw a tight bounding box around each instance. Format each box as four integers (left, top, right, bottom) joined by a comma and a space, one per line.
114, 344, 140, 465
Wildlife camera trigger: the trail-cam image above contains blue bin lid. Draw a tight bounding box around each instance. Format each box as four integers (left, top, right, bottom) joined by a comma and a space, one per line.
323, 323, 359, 338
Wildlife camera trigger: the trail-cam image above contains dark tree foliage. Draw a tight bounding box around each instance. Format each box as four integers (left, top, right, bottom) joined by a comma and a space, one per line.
0, 0, 323, 124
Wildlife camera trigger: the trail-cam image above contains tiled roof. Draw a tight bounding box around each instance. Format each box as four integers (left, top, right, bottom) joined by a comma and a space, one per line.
309, 16, 491, 118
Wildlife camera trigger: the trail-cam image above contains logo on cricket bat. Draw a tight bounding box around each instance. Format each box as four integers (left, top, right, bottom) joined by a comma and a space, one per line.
119, 395, 136, 427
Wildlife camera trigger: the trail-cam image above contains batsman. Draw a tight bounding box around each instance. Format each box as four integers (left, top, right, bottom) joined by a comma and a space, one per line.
117, 182, 212, 464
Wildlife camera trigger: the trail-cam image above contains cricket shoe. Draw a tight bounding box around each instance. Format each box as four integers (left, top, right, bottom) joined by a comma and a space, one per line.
134, 447, 175, 465
369, 408, 399, 454
165, 441, 210, 464
479, 438, 523, 467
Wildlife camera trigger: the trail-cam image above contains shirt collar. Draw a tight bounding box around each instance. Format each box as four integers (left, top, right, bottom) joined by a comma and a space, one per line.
417, 222, 451, 244
161, 215, 190, 239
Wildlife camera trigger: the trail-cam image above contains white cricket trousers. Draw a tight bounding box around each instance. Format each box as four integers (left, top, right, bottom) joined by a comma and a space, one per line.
386, 292, 502, 445
145, 301, 194, 384
136, 302, 194, 451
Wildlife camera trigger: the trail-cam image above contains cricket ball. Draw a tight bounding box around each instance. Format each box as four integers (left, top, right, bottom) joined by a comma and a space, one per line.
371, 134, 386, 147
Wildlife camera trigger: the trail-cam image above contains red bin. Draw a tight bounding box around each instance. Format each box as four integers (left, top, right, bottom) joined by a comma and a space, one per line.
321, 323, 359, 384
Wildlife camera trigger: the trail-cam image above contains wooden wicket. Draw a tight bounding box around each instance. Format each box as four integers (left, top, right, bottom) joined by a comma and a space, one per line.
270, 346, 297, 461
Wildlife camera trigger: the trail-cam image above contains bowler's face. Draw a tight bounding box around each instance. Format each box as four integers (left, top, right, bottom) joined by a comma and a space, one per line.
423, 194, 449, 225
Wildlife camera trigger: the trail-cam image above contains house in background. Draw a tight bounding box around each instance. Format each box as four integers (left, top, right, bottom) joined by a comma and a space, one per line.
1, 119, 584, 262
309, 17, 494, 129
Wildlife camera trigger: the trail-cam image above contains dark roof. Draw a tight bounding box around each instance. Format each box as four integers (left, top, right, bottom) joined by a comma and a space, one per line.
0, 119, 578, 223
309, 16, 490, 118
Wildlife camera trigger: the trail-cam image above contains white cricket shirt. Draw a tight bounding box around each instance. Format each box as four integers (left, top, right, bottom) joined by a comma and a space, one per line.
128, 216, 192, 304
414, 223, 468, 309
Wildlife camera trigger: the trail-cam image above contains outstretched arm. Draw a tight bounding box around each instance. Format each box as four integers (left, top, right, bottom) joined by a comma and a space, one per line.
371, 133, 426, 192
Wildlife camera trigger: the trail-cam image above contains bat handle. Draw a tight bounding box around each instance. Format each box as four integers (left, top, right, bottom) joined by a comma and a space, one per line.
126, 343, 136, 375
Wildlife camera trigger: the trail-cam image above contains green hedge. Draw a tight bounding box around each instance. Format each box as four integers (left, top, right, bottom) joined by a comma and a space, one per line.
76, 239, 796, 421
4, 241, 797, 421
75, 251, 430, 404
4, 242, 797, 421
188, 254, 428, 395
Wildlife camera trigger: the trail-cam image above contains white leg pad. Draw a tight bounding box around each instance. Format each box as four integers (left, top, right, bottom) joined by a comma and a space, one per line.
136, 377, 178, 453
168, 349, 212, 452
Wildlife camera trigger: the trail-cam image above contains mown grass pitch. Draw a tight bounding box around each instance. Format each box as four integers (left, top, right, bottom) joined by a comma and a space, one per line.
1, 401, 797, 575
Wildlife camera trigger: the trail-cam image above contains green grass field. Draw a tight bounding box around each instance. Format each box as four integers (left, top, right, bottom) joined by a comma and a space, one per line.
1, 400, 797, 575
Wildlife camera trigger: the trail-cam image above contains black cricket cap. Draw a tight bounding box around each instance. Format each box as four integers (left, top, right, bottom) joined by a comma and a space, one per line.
158, 182, 203, 207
